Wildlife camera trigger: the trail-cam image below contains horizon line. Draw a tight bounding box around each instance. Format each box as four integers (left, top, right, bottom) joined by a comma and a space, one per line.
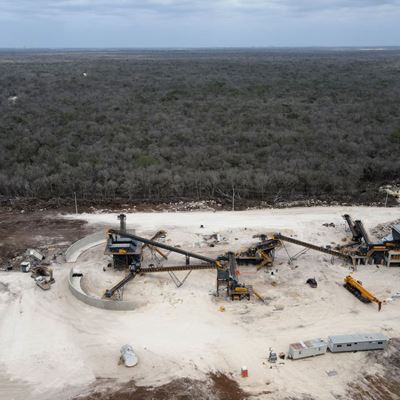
0, 45, 400, 51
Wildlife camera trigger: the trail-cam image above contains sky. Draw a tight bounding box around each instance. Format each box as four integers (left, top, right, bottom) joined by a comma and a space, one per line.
0, 0, 399, 48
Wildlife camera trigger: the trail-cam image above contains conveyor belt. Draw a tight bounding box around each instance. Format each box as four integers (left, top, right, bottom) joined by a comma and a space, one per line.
108, 229, 218, 265
105, 263, 217, 298
105, 272, 136, 297
274, 233, 352, 261
354, 220, 371, 246
227, 252, 238, 281
141, 264, 216, 273
343, 214, 362, 242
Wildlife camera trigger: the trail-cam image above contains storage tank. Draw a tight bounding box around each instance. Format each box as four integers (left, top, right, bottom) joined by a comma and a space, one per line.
120, 344, 138, 367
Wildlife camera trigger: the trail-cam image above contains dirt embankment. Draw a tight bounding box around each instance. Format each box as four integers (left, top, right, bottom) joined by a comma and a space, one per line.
1, 195, 397, 215
347, 338, 400, 400
73, 373, 248, 400
0, 210, 90, 266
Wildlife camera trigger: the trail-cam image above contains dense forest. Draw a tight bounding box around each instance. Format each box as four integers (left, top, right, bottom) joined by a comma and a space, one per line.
1, 48, 400, 206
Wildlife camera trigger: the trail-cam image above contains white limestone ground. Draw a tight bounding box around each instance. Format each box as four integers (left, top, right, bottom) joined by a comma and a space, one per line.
1, 206, 400, 400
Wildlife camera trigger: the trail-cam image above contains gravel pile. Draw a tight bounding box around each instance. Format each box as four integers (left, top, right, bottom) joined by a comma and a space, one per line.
371, 219, 400, 239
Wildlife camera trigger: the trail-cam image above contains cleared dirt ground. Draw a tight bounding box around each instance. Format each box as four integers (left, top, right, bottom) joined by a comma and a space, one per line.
1, 206, 400, 400
0, 210, 90, 266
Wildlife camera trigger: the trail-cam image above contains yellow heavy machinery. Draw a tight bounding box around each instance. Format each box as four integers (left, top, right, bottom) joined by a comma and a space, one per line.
230, 285, 251, 301
105, 226, 261, 302
216, 252, 265, 301
343, 275, 382, 311
236, 236, 281, 269
105, 215, 263, 302
342, 214, 400, 265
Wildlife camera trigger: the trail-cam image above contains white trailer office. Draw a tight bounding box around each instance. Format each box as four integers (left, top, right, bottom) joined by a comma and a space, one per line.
328, 333, 389, 353
288, 338, 327, 360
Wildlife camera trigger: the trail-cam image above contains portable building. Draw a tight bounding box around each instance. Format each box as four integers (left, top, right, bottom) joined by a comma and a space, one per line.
288, 338, 327, 360
328, 333, 389, 353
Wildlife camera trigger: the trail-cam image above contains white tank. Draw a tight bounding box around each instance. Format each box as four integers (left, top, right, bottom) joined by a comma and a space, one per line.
120, 344, 138, 367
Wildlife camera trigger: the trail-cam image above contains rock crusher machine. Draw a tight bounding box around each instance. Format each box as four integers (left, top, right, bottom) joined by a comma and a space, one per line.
342, 214, 400, 266
235, 235, 281, 270
271, 215, 400, 267
103, 216, 259, 301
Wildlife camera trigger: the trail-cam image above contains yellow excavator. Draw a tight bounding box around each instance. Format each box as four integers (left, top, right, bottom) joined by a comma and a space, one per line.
343, 275, 382, 311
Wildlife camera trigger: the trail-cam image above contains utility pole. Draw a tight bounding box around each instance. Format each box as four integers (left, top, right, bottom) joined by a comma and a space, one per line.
74, 192, 78, 214
232, 186, 235, 211
384, 192, 389, 207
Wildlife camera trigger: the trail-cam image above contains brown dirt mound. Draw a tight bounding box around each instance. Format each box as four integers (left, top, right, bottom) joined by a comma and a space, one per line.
0, 210, 89, 266
346, 338, 400, 400
73, 372, 248, 400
